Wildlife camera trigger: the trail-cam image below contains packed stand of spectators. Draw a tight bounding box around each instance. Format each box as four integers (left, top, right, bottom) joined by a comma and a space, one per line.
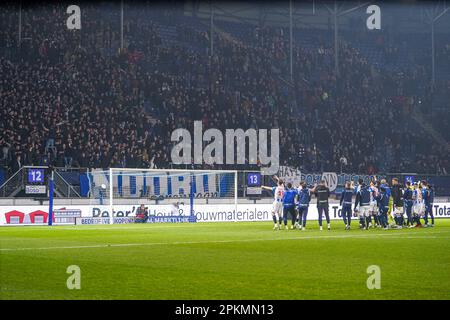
1, 2, 449, 179
1, 4, 167, 173
236, 25, 449, 174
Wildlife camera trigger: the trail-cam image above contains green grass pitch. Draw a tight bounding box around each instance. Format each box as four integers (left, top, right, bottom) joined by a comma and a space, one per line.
1, 220, 449, 300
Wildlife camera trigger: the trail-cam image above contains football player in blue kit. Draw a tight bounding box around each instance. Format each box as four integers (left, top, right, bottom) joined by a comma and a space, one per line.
376, 186, 390, 229
354, 179, 372, 230
282, 182, 298, 230
403, 181, 414, 227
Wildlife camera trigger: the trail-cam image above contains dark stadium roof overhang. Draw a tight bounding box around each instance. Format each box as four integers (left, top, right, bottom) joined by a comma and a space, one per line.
183, 0, 450, 34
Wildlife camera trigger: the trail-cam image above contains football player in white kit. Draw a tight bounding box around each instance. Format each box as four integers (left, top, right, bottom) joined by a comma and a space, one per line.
412, 182, 426, 227
369, 180, 379, 228
262, 176, 285, 230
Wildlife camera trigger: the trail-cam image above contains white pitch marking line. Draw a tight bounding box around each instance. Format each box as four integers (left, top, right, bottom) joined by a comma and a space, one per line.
0, 231, 443, 252
1, 224, 449, 232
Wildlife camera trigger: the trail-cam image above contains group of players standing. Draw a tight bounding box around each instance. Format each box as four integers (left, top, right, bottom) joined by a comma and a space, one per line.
262, 176, 435, 231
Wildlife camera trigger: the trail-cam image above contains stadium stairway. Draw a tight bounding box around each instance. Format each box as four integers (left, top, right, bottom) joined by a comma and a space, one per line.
410, 104, 450, 153
205, 20, 298, 98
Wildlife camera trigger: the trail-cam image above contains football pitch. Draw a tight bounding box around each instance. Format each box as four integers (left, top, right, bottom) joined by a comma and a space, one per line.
1, 220, 449, 300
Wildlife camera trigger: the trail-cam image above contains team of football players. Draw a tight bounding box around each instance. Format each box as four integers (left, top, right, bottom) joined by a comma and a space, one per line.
262, 176, 435, 230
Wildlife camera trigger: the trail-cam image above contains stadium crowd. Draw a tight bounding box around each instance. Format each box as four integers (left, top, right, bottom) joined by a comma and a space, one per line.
0, 3, 449, 179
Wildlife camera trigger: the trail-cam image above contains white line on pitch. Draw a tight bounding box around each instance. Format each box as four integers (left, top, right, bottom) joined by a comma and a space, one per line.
1, 223, 449, 232
0, 232, 443, 252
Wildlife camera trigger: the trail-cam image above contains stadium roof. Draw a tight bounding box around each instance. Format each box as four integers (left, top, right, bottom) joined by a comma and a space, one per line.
183, 0, 450, 34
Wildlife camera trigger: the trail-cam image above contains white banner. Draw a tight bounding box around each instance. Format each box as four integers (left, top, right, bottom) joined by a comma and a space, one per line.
25, 185, 47, 194
277, 166, 384, 192
1, 203, 450, 225
278, 166, 302, 186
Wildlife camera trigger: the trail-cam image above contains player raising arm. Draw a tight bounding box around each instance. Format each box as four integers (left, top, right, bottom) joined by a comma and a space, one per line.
282, 182, 298, 230
262, 176, 285, 230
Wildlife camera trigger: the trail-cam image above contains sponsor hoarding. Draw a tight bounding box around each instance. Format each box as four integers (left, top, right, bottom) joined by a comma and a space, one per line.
1, 202, 450, 225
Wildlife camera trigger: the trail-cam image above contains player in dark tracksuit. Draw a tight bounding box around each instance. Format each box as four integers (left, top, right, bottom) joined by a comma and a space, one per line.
313, 180, 331, 231
297, 181, 311, 230
424, 182, 435, 227
391, 178, 404, 228
376, 187, 390, 229
403, 181, 414, 227
340, 181, 354, 230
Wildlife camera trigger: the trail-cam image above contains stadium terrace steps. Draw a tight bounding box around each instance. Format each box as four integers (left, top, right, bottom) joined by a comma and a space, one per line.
410, 105, 450, 152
